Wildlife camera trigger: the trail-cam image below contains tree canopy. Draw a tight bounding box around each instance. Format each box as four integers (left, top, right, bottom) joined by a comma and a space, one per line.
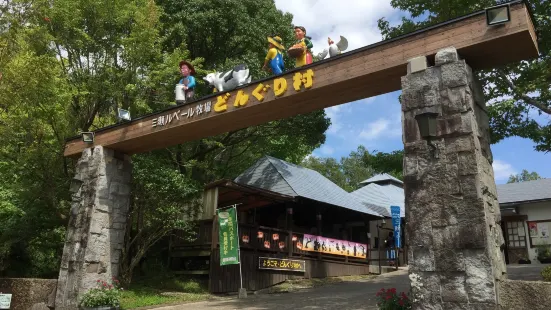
378, 0, 551, 152
302, 146, 403, 192
507, 169, 543, 183
0, 0, 329, 280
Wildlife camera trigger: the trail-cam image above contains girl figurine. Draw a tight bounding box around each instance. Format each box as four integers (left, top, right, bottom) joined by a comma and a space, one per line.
288, 26, 313, 67
263, 35, 285, 75
178, 60, 196, 102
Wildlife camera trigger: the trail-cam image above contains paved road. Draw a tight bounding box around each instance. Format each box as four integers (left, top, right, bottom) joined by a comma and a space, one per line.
155, 269, 410, 310
507, 264, 546, 281
148, 265, 546, 310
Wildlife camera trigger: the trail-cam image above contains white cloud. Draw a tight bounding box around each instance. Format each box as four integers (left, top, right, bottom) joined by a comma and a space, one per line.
493, 159, 516, 181
319, 145, 335, 155
359, 118, 401, 140
274, 0, 395, 56
325, 106, 343, 135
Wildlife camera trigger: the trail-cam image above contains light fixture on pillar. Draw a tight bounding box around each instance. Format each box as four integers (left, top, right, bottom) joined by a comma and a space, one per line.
485, 4, 510, 26
415, 112, 439, 159
415, 112, 438, 139
81, 132, 95, 143
117, 108, 131, 122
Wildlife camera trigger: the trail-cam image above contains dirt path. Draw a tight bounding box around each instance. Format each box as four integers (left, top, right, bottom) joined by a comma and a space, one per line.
151, 269, 409, 310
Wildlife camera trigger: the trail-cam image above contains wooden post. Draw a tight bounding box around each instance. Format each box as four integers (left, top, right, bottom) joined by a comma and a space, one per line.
287, 206, 293, 257
316, 212, 322, 261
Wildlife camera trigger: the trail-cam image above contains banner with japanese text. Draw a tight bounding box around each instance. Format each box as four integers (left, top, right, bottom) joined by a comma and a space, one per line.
217, 207, 240, 266
391, 206, 401, 248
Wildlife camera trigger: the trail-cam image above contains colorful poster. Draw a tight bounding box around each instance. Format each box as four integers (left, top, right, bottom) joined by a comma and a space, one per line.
538, 223, 549, 239
302, 234, 367, 259
528, 222, 538, 237
217, 207, 240, 266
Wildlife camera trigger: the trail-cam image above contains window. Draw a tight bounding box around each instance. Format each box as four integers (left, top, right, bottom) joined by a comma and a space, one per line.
506, 221, 527, 248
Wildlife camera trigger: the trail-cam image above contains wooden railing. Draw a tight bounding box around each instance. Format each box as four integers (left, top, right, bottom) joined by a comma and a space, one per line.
171, 221, 408, 266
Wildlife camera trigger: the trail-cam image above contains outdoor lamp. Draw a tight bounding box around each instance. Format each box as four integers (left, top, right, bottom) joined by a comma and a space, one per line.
81, 132, 94, 143
415, 112, 438, 139
117, 108, 131, 121
486, 4, 510, 26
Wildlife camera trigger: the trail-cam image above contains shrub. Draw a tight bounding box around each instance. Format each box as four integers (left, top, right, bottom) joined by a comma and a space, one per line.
536, 245, 551, 262
542, 266, 551, 282
376, 288, 412, 310
80, 278, 122, 308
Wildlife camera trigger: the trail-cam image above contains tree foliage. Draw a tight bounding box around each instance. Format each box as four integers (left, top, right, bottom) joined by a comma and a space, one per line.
507, 169, 543, 183
378, 0, 551, 152
362, 150, 404, 180
0, 0, 329, 280
302, 146, 403, 192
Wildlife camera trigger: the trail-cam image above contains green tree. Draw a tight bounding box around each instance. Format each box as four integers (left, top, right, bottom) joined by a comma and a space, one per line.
0, 0, 330, 282
378, 0, 551, 152
0, 0, 71, 276
362, 150, 404, 180
507, 169, 543, 183
302, 146, 403, 192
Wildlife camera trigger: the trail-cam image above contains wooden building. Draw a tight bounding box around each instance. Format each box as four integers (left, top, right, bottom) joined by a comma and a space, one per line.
169, 156, 395, 293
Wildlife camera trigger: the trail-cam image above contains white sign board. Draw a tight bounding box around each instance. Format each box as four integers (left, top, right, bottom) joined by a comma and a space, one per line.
0, 294, 12, 309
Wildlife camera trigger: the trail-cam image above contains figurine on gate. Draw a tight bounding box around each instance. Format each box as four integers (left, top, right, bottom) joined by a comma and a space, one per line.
263, 35, 285, 75
287, 26, 313, 68
175, 60, 196, 105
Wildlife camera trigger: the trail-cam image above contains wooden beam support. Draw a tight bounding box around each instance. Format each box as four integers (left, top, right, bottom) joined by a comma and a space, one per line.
64, 2, 538, 158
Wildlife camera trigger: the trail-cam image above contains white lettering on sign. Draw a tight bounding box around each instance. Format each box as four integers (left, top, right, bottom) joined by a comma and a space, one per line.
152, 101, 212, 128
0, 294, 12, 310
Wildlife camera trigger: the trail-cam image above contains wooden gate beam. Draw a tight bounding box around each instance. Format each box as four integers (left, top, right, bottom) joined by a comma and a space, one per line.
64, 1, 538, 158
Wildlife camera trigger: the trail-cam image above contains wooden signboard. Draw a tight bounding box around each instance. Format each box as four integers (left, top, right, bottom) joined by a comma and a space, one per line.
63, 1, 538, 158
258, 257, 306, 272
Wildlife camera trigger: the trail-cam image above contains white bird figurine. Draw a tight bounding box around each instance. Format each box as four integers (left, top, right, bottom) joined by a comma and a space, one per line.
318, 36, 348, 59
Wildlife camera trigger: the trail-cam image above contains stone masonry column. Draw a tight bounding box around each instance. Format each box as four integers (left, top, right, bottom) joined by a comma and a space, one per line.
56, 146, 132, 309
401, 47, 506, 310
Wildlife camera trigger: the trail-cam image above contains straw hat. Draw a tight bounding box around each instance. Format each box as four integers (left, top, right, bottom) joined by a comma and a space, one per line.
267, 36, 285, 50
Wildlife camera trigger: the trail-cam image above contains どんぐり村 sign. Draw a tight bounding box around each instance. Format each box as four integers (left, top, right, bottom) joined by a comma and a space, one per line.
151, 69, 315, 128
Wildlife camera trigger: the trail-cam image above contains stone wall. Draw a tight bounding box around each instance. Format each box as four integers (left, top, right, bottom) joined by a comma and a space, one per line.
0, 278, 56, 310
55, 146, 132, 309
401, 47, 506, 310
499, 280, 551, 310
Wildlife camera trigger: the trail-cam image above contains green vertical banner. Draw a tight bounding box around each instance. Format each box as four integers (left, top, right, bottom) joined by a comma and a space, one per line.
218, 207, 240, 266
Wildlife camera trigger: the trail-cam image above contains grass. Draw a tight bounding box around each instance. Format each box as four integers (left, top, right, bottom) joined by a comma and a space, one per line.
267, 274, 376, 293
119, 275, 214, 309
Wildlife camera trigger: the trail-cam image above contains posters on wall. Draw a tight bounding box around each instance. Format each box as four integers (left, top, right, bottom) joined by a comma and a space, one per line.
527, 221, 551, 245
301, 234, 367, 259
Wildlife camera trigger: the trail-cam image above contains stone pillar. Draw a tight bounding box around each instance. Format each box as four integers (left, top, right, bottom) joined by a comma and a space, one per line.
401, 47, 506, 310
56, 146, 132, 309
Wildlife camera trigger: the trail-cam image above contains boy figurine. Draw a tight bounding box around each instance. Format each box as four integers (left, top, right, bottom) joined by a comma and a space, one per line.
263, 36, 285, 75
293, 26, 313, 67
178, 60, 196, 101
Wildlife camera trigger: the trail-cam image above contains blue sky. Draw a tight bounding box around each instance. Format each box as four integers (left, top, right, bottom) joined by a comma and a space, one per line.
274, 0, 551, 184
